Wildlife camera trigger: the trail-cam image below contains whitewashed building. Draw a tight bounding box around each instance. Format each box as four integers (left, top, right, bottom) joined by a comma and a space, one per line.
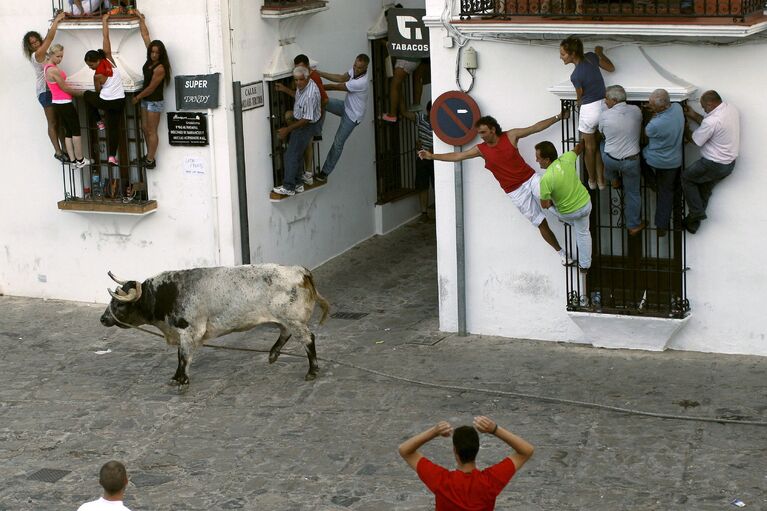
426, 0, 767, 355
0, 0, 426, 303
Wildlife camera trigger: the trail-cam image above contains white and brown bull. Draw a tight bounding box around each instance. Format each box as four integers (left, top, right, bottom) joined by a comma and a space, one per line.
100, 264, 330, 384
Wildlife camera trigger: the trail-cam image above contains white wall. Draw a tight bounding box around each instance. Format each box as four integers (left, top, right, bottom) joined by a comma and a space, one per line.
426, 15, 767, 354
0, 1, 239, 303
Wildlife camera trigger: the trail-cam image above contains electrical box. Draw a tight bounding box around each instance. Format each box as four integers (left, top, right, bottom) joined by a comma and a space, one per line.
463, 46, 478, 70
443, 36, 454, 48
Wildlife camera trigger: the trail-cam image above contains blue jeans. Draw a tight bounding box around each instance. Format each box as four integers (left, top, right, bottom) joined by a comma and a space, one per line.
603, 154, 642, 229
682, 157, 735, 219
283, 122, 318, 190
649, 165, 681, 229
322, 98, 359, 175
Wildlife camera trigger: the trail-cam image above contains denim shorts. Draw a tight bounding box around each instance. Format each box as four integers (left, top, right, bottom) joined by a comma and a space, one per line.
141, 99, 164, 113
38, 90, 53, 108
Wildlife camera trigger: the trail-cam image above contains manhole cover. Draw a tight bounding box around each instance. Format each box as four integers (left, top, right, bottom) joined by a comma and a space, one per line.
28, 468, 70, 483
331, 312, 368, 320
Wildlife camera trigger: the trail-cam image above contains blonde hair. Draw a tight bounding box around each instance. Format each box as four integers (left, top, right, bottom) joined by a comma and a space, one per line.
47, 44, 64, 58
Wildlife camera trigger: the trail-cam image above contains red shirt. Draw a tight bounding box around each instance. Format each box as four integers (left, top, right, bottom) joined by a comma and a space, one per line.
309, 70, 328, 104
417, 457, 516, 511
477, 135, 535, 193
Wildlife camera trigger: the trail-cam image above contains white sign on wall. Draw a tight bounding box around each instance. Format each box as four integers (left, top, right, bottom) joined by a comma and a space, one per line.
183, 156, 206, 176
241, 81, 265, 111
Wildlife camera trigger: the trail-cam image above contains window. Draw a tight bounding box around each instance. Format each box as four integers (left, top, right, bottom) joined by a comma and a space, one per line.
267, 78, 323, 199
53, 0, 140, 17
371, 38, 419, 204
58, 92, 156, 213
559, 99, 690, 318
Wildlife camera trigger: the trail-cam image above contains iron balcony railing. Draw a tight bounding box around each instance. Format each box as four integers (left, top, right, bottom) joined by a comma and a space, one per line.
459, 0, 764, 19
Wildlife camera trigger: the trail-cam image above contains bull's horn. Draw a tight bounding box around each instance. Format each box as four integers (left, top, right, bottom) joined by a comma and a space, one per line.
108, 288, 134, 303
131, 281, 142, 302
108, 271, 128, 285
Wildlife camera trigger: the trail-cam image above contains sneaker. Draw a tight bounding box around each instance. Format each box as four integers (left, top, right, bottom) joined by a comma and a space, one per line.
54, 152, 69, 163
97, 120, 106, 131
579, 295, 590, 307
295, 184, 305, 193
587, 179, 597, 190
75, 158, 93, 169
302, 172, 314, 185
315, 172, 328, 183
272, 185, 295, 196
560, 252, 575, 266
108, 156, 118, 166
381, 114, 398, 123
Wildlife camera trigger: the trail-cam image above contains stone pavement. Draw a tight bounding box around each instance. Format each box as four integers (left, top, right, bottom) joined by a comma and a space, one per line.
1, 220, 766, 510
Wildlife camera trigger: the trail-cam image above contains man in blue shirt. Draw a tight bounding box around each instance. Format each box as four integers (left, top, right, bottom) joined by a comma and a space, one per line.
643, 88, 684, 237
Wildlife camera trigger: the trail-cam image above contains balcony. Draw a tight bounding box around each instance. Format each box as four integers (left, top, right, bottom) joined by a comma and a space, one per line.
450, 0, 767, 36
261, 0, 329, 18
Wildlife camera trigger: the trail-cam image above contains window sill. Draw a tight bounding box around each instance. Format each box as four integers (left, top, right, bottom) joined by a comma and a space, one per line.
568, 311, 691, 351
261, 1, 329, 19
57, 199, 157, 215
269, 180, 326, 202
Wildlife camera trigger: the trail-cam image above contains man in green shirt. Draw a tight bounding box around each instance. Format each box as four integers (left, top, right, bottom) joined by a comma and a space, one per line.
535, 140, 592, 272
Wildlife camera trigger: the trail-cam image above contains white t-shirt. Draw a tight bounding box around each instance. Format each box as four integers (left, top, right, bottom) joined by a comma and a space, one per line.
100, 62, 126, 101
77, 497, 132, 511
343, 66, 369, 123
30, 53, 48, 96
692, 101, 740, 164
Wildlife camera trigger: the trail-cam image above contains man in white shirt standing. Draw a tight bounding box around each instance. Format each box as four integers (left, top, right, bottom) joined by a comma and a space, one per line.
599, 84, 645, 235
316, 54, 370, 182
682, 90, 740, 234
77, 461, 132, 511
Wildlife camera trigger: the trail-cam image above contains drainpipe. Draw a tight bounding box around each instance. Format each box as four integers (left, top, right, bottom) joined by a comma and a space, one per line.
455, 150, 467, 336
205, 0, 221, 266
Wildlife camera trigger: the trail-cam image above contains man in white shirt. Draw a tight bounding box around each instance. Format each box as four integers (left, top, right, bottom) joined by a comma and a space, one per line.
272, 66, 322, 196
316, 54, 370, 182
682, 90, 740, 234
77, 461, 132, 511
599, 84, 645, 235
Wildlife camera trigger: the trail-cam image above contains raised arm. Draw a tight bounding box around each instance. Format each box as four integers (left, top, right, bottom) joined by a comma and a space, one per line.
102, 13, 113, 62
398, 421, 453, 471
594, 46, 615, 73
474, 416, 535, 470
34, 11, 66, 63
507, 110, 568, 145
418, 146, 482, 162
318, 70, 350, 83
136, 9, 151, 47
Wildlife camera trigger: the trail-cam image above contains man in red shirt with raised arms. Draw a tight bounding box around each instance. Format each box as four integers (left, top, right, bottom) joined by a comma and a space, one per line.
419, 110, 572, 265
398, 416, 535, 511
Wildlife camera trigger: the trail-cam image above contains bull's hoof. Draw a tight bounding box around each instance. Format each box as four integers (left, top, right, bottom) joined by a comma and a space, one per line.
304, 372, 317, 381
170, 375, 190, 386
268, 351, 279, 364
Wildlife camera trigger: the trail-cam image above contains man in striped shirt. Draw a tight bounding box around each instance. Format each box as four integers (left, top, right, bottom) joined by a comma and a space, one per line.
405, 101, 434, 219
273, 66, 322, 196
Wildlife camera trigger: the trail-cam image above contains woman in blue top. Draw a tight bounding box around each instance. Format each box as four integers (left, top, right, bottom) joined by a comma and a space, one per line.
560, 37, 615, 190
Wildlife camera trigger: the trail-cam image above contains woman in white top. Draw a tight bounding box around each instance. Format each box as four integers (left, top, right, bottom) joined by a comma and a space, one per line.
22, 11, 67, 162
83, 13, 126, 166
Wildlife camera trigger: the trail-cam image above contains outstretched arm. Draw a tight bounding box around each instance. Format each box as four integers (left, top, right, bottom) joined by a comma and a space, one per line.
47, 67, 81, 97
34, 11, 66, 63
102, 13, 113, 62
474, 416, 535, 470
418, 146, 482, 162
507, 109, 569, 145
398, 421, 453, 471
594, 46, 615, 72
318, 70, 350, 83
136, 9, 151, 47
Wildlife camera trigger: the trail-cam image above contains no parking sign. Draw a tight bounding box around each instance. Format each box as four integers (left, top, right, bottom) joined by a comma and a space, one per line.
430, 91, 481, 146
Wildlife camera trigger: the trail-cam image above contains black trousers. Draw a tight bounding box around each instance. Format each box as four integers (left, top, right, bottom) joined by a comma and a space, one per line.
83, 91, 125, 158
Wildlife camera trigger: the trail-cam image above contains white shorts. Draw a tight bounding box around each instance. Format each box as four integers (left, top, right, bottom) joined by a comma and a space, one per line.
507, 173, 546, 227
68, 0, 108, 15
578, 99, 606, 134
395, 59, 420, 74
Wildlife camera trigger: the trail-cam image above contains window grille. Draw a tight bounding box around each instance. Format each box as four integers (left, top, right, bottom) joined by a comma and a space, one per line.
371, 38, 419, 205
59, 93, 152, 206
52, 0, 139, 16
559, 99, 690, 319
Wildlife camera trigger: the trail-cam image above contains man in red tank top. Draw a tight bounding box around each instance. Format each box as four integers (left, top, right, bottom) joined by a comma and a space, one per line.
398, 416, 535, 511
419, 110, 573, 265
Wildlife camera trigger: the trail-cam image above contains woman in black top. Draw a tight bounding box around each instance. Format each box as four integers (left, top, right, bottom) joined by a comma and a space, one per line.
131, 10, 171, 169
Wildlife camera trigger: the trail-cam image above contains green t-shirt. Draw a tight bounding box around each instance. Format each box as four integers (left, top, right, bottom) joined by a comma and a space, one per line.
539, 151, 590, 215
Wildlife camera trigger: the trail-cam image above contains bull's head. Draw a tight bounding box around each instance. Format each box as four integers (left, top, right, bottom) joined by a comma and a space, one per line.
100, 271, 145, 328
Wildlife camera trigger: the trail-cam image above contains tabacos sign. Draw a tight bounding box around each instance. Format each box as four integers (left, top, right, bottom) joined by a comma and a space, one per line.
387, 8, 429, 59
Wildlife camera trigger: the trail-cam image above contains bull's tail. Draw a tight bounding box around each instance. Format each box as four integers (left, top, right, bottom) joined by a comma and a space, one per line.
303, 269, 330, 325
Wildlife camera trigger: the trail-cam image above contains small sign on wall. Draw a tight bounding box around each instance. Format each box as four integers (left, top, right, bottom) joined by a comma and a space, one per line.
168, 112, 209, 146
240, 81, 264, 111
175, 73, 220, 110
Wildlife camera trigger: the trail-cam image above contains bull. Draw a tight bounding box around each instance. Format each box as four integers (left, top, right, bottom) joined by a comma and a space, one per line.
99, 264, 330, 384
